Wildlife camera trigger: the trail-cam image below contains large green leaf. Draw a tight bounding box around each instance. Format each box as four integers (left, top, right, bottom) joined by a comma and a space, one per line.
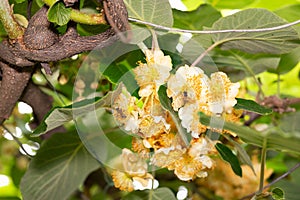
20, 133, 100, 200
47, 1, 71, 26
268, 47, 300, 75
199, 113, 300, 155
33, 84, 123, 136
215, 143, 242, 177
124, 0, 173, 43
75, 108, 130, 165
173, 4, 222, 30
234, 98, 273, 115
210, 9, 300, 54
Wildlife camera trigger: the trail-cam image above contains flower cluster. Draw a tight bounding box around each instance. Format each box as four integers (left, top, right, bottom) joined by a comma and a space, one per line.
111, 48, 241, 191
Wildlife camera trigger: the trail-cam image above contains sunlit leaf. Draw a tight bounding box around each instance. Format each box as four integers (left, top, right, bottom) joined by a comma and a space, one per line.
33, 84, 123, 136
208, 0, 255, 9
215, 143, 242, 177
173, 4, 222, 30
181, 0, 204, 11
210, 9, 300, 54
20, 133, 100, 200
252, 0, 299, 10
47, 1, 71, 26
234, 98, 273, 115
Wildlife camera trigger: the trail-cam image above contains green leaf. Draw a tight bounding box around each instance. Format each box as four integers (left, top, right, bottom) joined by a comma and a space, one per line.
148, 188, 177, 200
271, 187, 285, 200
173, 4, 222, 30
20, 132, 100, 200
234, 98, 273, 115
199, 113, 300, 155
210, 8, 300, 54
215, 143, 242, 177
208, 0, 255, 9
47, 1, 71, 26
209, 50, 279, 81
124, 0, 173, 43
224, 135, 255, 174
158, 85, 191, 146
268, 47, 300, 74
33, 83, 123, 136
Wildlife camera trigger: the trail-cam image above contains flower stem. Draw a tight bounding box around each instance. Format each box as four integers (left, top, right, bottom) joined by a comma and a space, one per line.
0, 0, 24, 39
258, 138, 267, 195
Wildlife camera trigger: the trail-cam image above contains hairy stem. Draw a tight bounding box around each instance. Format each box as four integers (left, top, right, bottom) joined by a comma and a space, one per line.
0, 0, 24, 39
258, 138, 267, 195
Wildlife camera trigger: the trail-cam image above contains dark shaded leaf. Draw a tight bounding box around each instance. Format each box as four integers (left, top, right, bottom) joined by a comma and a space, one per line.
215, 143, 242, 177
173, 4, 222, 30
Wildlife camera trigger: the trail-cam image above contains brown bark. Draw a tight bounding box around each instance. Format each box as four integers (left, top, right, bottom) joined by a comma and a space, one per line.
0, 62, 32, 124
0, 0, 130, 125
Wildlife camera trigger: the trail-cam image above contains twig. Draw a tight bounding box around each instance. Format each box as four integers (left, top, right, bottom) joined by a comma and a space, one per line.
128, 17, 300, 34
240, 162, 300, 200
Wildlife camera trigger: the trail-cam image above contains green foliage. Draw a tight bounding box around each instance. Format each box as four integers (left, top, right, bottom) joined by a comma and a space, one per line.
210, 9, 299, 54
173, 4, 222, 30
20, 132, 100, 200
47, 1, 71, 26
215, 143, 242, 177
33, 84, 123, 136
209, 0, 255, 9
1, 0, 300, 199
234, 98, 273, 115
199, 113, 300, 155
